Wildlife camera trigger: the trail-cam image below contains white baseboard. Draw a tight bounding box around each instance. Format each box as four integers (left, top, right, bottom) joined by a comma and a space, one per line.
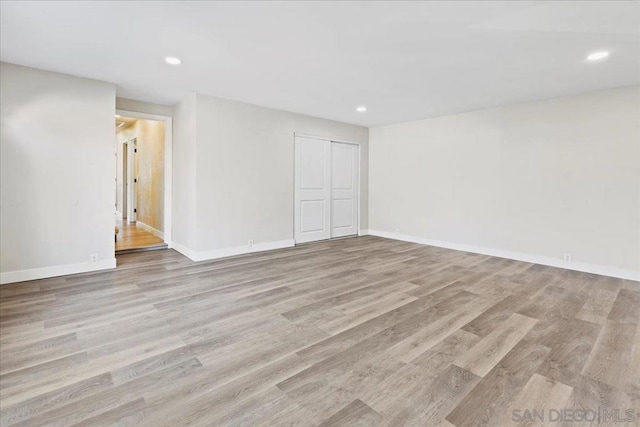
358, 229, 370, 236
136, 221, 165, 239
1, 258, 117, 285
170, 242, 198, 260
171, 239, 295, 262
368, 229, 640, 281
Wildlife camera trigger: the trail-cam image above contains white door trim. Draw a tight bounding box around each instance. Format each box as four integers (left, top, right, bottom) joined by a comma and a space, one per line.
293, 133, 362, 242
126, 137, 137, 223
116, 109, 173, 249
294, 132, 360, 145
120, 140, 128, 220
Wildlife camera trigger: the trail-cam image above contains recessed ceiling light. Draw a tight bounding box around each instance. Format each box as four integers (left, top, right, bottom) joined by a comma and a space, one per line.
587, 51, 609, 61
356, 106, 367, 113
165, 56, 182, 65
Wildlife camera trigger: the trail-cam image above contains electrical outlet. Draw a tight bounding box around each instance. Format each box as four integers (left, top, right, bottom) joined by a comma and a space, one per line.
89, 254, 99, 263
563, 253, 572, 262
248, 240, 254, 248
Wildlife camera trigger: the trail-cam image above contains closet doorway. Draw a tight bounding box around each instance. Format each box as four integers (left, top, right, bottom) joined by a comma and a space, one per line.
294, 135, 360, 244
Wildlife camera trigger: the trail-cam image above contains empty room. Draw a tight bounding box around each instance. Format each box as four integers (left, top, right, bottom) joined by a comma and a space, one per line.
0, 1, 639, 426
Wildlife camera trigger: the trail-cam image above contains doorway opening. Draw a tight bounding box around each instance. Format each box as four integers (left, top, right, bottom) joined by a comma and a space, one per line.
114, 111, 172, 253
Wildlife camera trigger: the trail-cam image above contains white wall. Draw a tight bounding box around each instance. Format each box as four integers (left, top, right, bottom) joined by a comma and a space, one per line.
0, 63, 116, 283
369, 86, 640, 280
172, 93, 368, 259
172, 93, 198, 252
115, 135, 127, 220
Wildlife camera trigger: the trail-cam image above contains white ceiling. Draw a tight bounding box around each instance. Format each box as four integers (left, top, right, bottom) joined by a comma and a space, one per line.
1, 1, 638, 127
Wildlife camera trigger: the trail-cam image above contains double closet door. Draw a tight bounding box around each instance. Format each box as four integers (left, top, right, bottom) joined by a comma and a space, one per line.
294, 136, 359, 244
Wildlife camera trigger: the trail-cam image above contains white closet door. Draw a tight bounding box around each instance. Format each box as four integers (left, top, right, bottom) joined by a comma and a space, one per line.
294, 137, 331, 243
331, 142, 358, 238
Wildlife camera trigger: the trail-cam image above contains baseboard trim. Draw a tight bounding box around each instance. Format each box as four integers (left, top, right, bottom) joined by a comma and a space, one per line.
1, 258, 117, 285
170, 242, 198, 260
136, 221, 165, 239
368, 230, 640, 281
358, 229, 370, 236
171, 240, 295, 262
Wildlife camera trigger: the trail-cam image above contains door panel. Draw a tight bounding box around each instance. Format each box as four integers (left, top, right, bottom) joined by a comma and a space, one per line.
301, 141, 326, 189
331, 142, 358, 238
331, 146, 354, 189
332, 199, 353, 228
295, 137, 331, 243
300, 200, 327, 232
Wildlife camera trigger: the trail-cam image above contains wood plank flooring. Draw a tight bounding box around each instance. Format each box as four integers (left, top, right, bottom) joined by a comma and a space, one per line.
115, 221, 166, 252
1, 236, 639, 426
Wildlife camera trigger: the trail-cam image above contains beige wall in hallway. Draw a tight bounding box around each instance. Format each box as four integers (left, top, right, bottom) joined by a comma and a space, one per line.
117, 119, 165, 232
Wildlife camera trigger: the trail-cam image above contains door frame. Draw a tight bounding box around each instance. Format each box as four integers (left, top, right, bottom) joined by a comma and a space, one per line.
127, 137, 137, 223
122, 141, 128, 220
116, 109, 173, 248
293, 133, 362, 243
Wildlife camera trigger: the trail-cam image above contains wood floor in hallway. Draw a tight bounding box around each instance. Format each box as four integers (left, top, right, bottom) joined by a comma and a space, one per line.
1, 236, 639, 426
115, 221, 166, 252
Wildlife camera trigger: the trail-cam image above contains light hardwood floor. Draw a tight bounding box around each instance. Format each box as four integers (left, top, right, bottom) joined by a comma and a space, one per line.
1, 236, 638, 426
115, 221, 166, 252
